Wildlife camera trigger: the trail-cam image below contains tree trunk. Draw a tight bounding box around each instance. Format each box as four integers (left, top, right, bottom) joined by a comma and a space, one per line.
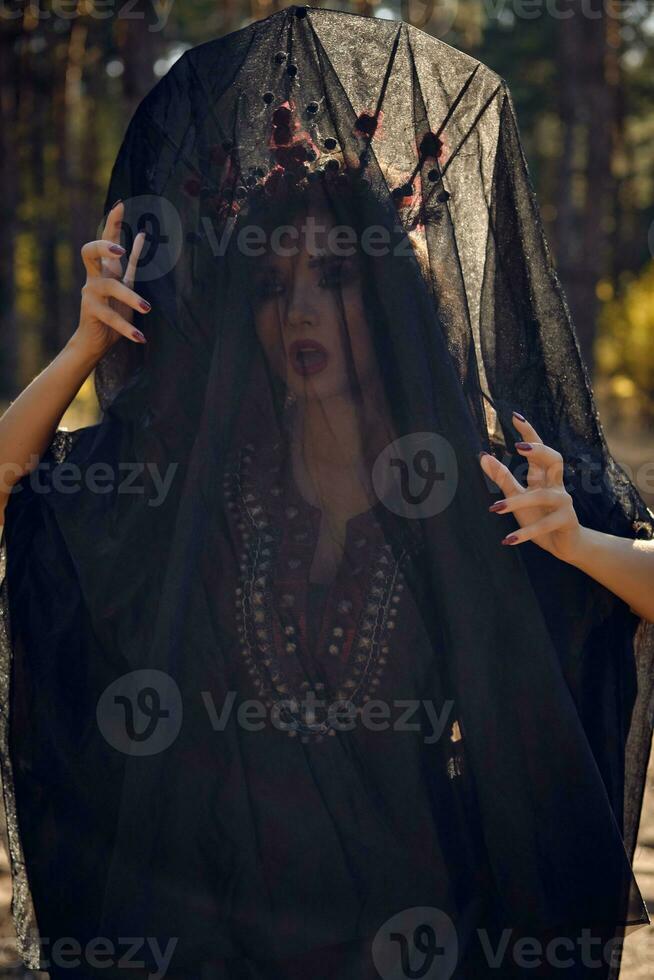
0, 23, 21, 402
117, 0, 170, 118
554, 1, 620, 377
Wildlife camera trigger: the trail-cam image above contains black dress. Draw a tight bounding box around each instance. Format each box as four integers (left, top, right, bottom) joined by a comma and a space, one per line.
114, 439, 628, 979
133, 437, 492, 976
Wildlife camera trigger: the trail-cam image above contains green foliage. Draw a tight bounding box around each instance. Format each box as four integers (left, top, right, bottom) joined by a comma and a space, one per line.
596, 262, 654, 419
1, 0, 653, 424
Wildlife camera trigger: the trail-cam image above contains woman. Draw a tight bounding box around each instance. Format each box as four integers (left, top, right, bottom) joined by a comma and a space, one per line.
1, 7, 653, 979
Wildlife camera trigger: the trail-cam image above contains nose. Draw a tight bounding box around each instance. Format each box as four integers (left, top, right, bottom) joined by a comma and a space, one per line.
283, 266, 318, 334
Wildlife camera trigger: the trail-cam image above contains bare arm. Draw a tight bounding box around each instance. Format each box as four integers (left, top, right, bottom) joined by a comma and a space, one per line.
0, 203, 149, 518
0, 339, 109, 506
479, 412, 654, 624
566, 528, 654, 624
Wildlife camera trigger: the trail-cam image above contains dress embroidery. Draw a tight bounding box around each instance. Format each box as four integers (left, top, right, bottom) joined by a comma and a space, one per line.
50, 428, 75, 464
225, 444, 410, 740
224, 443, 469, 768
0, 530, 43, 971
0, 427, 76, 971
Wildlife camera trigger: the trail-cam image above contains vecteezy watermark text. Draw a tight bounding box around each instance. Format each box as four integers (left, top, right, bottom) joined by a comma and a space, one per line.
29, 934, 177, 978
0, 0, 175, 32
202, 212, 419, 261
202, 690, 457, 743
96, 668, 460, 755
1, 456, 179, 506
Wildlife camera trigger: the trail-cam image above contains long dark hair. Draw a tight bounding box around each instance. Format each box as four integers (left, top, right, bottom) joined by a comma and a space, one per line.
228, 159, 434, 441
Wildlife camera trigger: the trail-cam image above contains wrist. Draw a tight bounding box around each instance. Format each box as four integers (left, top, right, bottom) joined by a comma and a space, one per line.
561, 524, 598, 570
63, 330, 110, 374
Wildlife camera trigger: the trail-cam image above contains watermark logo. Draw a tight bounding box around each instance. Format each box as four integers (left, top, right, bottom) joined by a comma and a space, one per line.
96, 194, 183, 283
373, 432, 458, 518
97, 669, 182, 756
372, 906, 458, 980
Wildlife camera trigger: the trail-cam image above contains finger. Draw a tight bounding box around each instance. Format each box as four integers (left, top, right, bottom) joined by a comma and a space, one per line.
123, 231, 146, 289
92, 275, 151, 315
511, 411, 543, 444
501, 510, 572, 546
489, 487, 565, 514
511, 412, 550, 486
101, 199, 125, 245
84, 297, 146, 343
98, 201, 128, 280
81, 239, 126, 279
478, 451, 525, 499
513, 441, 564, 488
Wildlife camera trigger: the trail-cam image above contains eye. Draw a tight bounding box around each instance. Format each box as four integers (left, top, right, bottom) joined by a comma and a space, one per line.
253, 271, 284, 302
318, 258, 356, 289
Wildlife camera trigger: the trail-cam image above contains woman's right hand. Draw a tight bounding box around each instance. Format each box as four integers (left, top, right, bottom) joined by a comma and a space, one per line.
71, 200, 151, 361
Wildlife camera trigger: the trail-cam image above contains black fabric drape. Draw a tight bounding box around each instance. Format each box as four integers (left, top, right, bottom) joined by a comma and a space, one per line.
1, 7, 653, 979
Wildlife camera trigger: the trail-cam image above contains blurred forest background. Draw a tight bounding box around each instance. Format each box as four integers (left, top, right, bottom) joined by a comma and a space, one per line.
0, 0, 653, 977
1, 0, 654, 443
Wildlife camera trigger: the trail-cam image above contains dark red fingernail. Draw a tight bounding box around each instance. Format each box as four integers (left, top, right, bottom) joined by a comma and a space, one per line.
489, 501, 507, 513
515, 442, 532, 451
478, 451, 491, 459
109, 244, 125, 255
132, 329, 147, 343
501, 534, 519, 545
512, 411, 526, 422
139, 300, 151, 312
111, 198, 122, 209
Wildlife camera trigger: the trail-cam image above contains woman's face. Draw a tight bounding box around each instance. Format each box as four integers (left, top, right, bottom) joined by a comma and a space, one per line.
252, 207, 378, 404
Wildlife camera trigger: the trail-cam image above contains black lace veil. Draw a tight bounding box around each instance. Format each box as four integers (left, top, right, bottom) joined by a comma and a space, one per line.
3, 6, 653, 978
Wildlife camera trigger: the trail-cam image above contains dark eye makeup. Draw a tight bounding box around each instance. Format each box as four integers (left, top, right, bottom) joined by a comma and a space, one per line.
252, 257, 357, 303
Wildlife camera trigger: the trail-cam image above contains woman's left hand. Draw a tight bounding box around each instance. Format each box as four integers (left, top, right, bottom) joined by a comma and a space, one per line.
478, 412, 584, 564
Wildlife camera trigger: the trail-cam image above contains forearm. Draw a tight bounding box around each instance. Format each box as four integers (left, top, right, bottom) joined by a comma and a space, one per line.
567, 525, 654, 623
0, 333, 102, 503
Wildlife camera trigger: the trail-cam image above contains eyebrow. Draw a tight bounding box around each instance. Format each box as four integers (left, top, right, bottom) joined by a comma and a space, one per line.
308, 253, 344, 267
254, 253, 345, 271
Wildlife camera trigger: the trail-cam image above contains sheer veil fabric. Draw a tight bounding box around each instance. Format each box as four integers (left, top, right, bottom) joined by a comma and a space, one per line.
1, 6, 653, 978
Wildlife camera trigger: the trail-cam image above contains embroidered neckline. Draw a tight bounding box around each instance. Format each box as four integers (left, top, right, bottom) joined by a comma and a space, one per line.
224, 442, 413, 740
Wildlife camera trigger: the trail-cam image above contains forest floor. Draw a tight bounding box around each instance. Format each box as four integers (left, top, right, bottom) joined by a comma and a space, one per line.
0, 415, 651, 979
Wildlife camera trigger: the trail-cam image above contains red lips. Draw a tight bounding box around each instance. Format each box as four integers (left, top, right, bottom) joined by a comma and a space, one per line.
288, 339, 329, 376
